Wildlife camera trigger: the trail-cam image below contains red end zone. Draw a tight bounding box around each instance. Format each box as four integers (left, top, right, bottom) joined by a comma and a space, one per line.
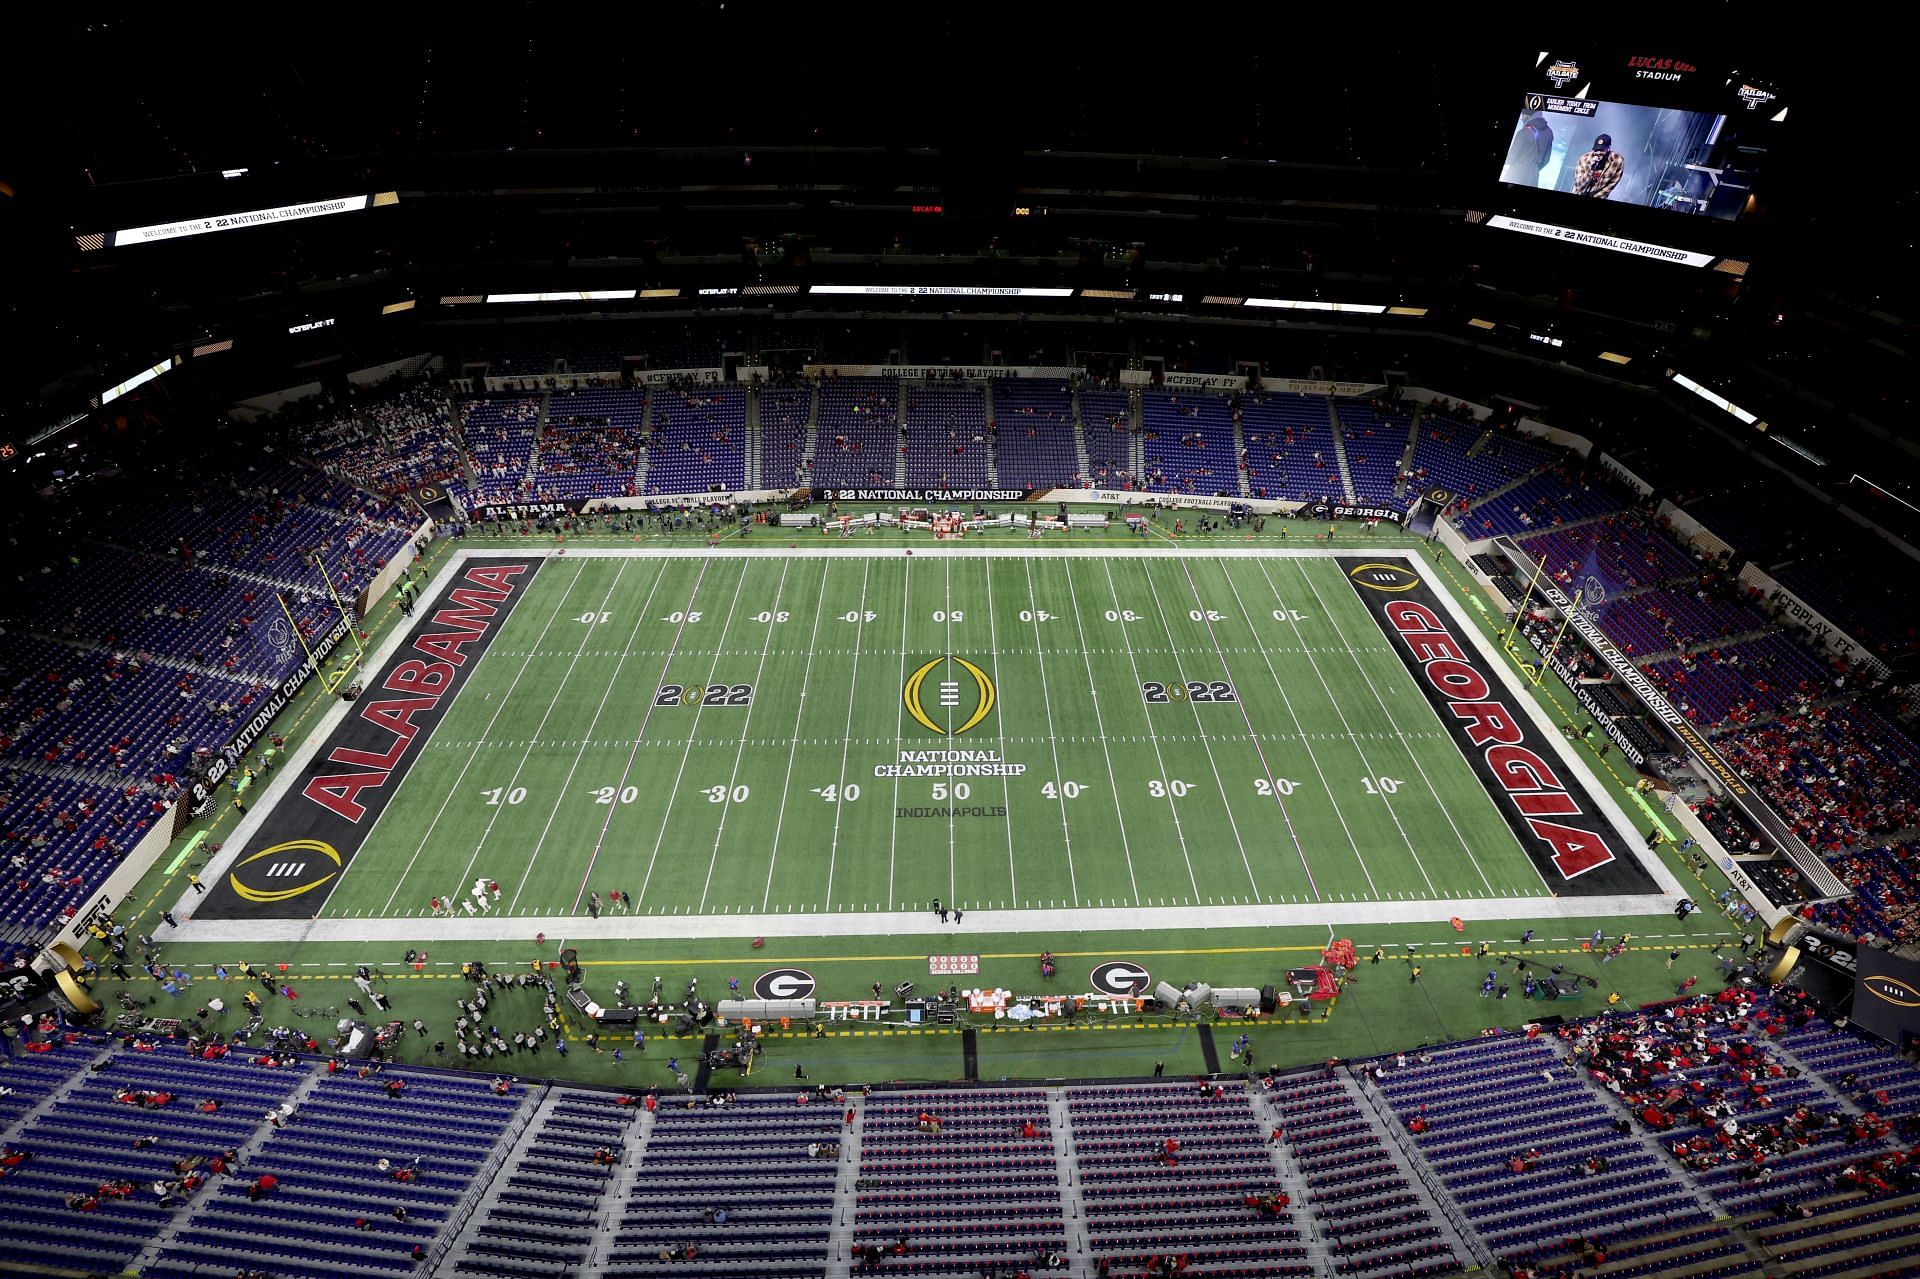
195, 558, 543, 918
1346, 559, 1656, 895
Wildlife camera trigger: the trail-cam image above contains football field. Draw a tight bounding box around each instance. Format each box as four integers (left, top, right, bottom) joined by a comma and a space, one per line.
194, 545, 1665, 933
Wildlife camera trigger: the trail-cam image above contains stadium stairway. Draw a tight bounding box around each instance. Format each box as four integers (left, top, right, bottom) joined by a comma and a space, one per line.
128, 1064, 330, 1273
1458, 455, 1558, 520
1324, 399, 1358, 503
982, 381, 1001, 489
580, 1102, 656, 1276
1230, 410, 1251, 498
446, 1084, 641, 1279
1044, 1087, 1089, 1266
893, 381, 908, 488
1329, 1072, 1481, 1275
1070, 384, 1092, 481
745, 385, 762, 489
633, 385, 654, 494
526, 394, 550, 487
1392, 406, 1421, 501
1126, 388, 1145, 479
822, 1094, 867, 1278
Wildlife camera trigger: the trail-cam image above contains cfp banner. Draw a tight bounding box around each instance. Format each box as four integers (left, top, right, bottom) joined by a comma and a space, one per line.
112, 195, 374, 247
1855, 948, 1920, 1047
1486, 215, 1715, 268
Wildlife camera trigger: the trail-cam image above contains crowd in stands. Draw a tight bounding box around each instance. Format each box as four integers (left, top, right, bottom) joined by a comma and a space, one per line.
6, 969, 1916, 1277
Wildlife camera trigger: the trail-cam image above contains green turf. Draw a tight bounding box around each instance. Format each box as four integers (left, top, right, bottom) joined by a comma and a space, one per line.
320, 552, 1551, 922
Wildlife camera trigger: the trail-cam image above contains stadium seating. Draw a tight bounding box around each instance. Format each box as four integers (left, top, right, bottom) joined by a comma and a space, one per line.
608, 1091, 839, 1277
8, 995, 1920, 1277
1367, 1033, 1713, 1260
1333, 399, 1411, 507
1242, 393, 1343, 504
1141, 389, 1236, 496
535, 388, 646, 500
461, 397, 545, 504
988, 378, 1080, 491
1265, 1073, 1463, 1279
855, 1087, 1066, 1274
1472, 465, 1628, 538
757, 382, 814, 489
304, 383, 470, 498
1079, 386, 1134, 489
900, 383, 991, 488
644, 385, 746, 495
809, 377, 899, 489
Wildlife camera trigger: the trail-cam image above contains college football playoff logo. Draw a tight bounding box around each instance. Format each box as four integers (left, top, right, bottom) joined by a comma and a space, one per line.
227, 838, 342, 904
904, 656, 996, 736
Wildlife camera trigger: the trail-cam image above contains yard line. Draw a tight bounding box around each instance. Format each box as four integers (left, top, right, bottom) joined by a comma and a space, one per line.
505, 560, 673, 910
1177, 558, 1332, 900
1054, 560, 1138, 904
1017, 560, 1078, 905
981, 559, 1026, 904
763, 560, 832, 910
1288, 559, 1511, 895
887, 555, 911, 908
1093, 560, 1200, 899
435, 559, 635, 915
698, 560, 793, 911
819, 559, 872, 909
944, 558, 957, 906
1253, 559, 1439, 894
629, 560, 752, 910
351, 560, 587, 916
1132, 561, 1261, 896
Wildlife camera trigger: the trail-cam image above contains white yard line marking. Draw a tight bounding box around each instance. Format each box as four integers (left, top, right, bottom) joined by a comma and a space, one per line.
1290, 559, 1511, 895
1096, 560, 1201, 899
507, 560, 673, 911
630, 562, 752, 909
819, 559, 872, 909
1133, 560, 1262, 897
981, 558, 1022, 905
370, 560, 589, 915
944, 559, 959, 907
1023, 559, 1083, 906
698, 560, 793, 911
1055, 559, 1139, 905
763, 560, 831, 911
1257, 560, 1440, 894
1178, 559, 1330, 900
440, 560, 635, 914
565, 557, 714, 912
887, 555, 911, 909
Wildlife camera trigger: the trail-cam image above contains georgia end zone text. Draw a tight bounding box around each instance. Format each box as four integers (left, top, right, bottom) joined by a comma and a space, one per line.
1345, 559, 1658, 896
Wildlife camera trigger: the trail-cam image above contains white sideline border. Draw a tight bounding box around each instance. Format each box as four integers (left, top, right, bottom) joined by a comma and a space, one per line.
166, 543, 1682, 945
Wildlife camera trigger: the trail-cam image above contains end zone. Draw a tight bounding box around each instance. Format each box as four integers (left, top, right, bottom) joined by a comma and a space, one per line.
192, 557, 543, 919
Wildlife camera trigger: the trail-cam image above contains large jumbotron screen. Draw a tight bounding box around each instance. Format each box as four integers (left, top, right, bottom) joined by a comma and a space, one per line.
1500, 49, 1786, 221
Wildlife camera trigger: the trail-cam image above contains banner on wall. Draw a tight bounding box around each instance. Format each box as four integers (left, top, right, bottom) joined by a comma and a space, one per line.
189, 615, 355, 805
1303, 501, 1409, 524
1854, 949, 1920, 1047
1738, 563, 1890, 677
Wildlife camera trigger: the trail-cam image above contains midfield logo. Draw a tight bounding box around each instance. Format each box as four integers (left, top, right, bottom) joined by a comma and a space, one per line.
903, 655, 997, 736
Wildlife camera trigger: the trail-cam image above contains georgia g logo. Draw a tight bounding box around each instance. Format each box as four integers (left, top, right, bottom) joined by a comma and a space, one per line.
904, 656, 996, 736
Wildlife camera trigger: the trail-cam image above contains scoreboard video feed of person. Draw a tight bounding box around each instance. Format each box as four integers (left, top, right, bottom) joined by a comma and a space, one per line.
1500, 49, 1787, 221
